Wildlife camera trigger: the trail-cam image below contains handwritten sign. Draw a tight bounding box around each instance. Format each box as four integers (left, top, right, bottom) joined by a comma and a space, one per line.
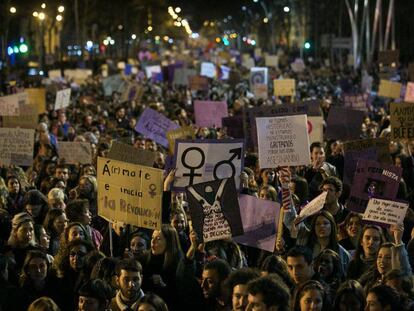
363, 198, 408, 226
0, 93, 27, 116
2, 104, 38, 129
135, 108, 179, 148
273, 79, 295, 96
343, 93, 369, 111
0, 128, 34, 166
390, 102, 414, 140
404, 83, 414, 103
97, 157, 163, 230
186, 178, 243, 243
173, 139, 244, 190
55, 88, 71, 110
166, 126, 195, 154
58, 142, 92, 164
265, 55, 279, 67
294, 191, 328, 225
194, 100, 228, 128
242, 57, 255, 69
64, 69, 92, 85
200, 62, 216, 78
26, 88, 46, 114
378, 80, 402, 99
256, 114, 310, 168
253, 84, 268, 99
189, 75, 209, 91
107, 141, 155, 167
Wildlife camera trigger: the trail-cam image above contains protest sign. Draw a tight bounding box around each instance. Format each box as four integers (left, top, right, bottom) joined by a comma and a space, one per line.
120, 82, 142, 102
390, 102, 414, 140
233, 194, 279, 252
145, 65, 162, 79
48, 69, 62, 80
291, 58, 306, 72
342, 93, 369, 111
250, 67, 268, 86
97, 157, 163, 230
362, 73, 373, 93
0, 93, 27, 116
200, 62, 216, 78
307, 116, 324, 144
256, 114, 310, 168
404, 82, 414, 103
348, 159, 402, 213
2, 104, 38, 129
194, 100, 228, 128
378, 80, 402, 99
273, 79, 296, 97
64, 69, 92, 85
378, 50, 399, 67
107, 141, 155, 166
26, 88, 46, 114
173, 139, 244, 190
343, 138, 392, 186
189, 75, 209, 91
242, 57, 255, 69
222, 116, 244, 139
0, 128, 34, 166
363, 198, 408, 226
265, 55, 278, 67
186, 178, 243, 243
294, 192, 328, 225
253, 84, 268, 99
325, 107, 364, 140
55, 88, 71, 110
135, 108, 179, 148
102, 74, 124, 96
58, 142, 92, 164
220, 65, 230, 80
166, 126, 195, 155
254, 48, 262, 58
173, 68, 196, 86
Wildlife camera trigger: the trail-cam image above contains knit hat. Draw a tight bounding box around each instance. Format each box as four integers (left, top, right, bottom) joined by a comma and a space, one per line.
12, 212, 33, 230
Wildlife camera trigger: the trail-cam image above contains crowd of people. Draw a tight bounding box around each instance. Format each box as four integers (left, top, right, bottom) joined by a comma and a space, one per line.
0, 46, 414, 311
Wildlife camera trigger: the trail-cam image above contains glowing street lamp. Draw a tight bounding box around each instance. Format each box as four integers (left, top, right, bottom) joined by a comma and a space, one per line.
56, 15, 63, 21
10, 7, 17, 14
33, 11, 39, 17
38, 12, 46, 20
58, 6, 65, 13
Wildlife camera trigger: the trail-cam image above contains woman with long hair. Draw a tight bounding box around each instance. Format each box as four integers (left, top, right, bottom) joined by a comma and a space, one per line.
293, 280, 332, 311
338, 212, 363, 254
43, 209, 68, 256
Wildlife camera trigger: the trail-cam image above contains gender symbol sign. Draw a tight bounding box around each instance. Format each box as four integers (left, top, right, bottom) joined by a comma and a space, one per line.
173, 139, 244, 190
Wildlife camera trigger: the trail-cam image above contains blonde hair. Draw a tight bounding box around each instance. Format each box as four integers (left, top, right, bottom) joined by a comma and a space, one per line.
28, 297, 61, 311
48, 188, 65, 203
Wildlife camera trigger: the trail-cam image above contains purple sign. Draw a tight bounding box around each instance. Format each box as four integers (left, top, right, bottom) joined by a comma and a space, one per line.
348, 159, 402, 213
343, 148, 378, 186
135, 108, 179, 148
194, 100, 228, 128
233, 194, 279, 252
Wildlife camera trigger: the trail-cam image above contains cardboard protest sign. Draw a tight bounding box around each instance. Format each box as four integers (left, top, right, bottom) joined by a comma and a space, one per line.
166, 126, 195, 155
291, 58, 306, 73
325, 107, 364, 140
343, 93, 369, 111
135, 108, 179, 148
256, 115, 310, 168
273, 79, 296, 97
107, 141, 155, 167
0, 93, 27, 116
253, 84, 268, 99
97, 157, 163, 230
102, 74, 124, 96
173, 139, 244, 190
390, 102, 414, 140
233, 194, 279, 252
58, 142, 92, 164
173, 68, 196, 86
378, 50, 399, 67
26, 88, 46, 114
120, 82, 142, 102
294, 192, 328, 225
186, 178, 243, 243
222, 116, 244, 139
363, 198, 408, 226
0, 128, 34, 166
200, 62, 216, 78
145, 65, 162, 80
265, 55, 279, 67
64, 69, 92, 85
2, 104, 38, 129
189, 75, 209, 91
348, 159, 402, 213
404, 83, 414, 103
48, 69, 62, 80
55, 88, 71, 110
307, 116, 324, 144
194, 100, 228, 128
343, 138, 392, 186
242, 57, 255, 69
250, 67, 268, 86
378, 80, 402, 99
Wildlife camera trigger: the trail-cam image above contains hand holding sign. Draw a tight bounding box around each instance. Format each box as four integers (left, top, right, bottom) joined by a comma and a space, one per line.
293, 191, 328, 226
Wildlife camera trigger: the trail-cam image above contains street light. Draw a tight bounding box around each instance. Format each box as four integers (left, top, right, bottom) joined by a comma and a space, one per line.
283, 6, 290, 13
131, 34, 137, 40
41, 3, 46, 9
33, 11, 38, 17
175, 7, 181, 13
263, 17, 269, 23
38, 12, 46, 20
56, 14, 63, 21
10, 7, 17, 14
58, 6, 65, 13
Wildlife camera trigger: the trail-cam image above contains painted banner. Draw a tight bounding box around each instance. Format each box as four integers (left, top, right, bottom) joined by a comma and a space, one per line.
135, 108, 179, 148
294, 191, 328, 225
325, 107, 364, 140
307, 116, 324, 144
343, 93, 369, 111
405, 82, 414, 103
233, 194, 279, 252
166, 126, 195, 154
186, 178, 243, 243
0, 93, 27, 116
173, 139, 244, 190
390, 102, 414, 140
0, 128, 34, 166
107, 141, 155, 167
58, 142, 92, 164
55, 88, 71, 110
189, 75, 209, 91
256, 114, 311, 168
363, 198, 408, 226
194, 100, 228, 128
250, 67, 268, 87
97, 157, 163, 229
348, 159, 402, 213
378, 80, 402, 99
26, 88, 46, 114
200, 62, 216, 78
273, 79, 295, 96
2, 104, 38, 129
